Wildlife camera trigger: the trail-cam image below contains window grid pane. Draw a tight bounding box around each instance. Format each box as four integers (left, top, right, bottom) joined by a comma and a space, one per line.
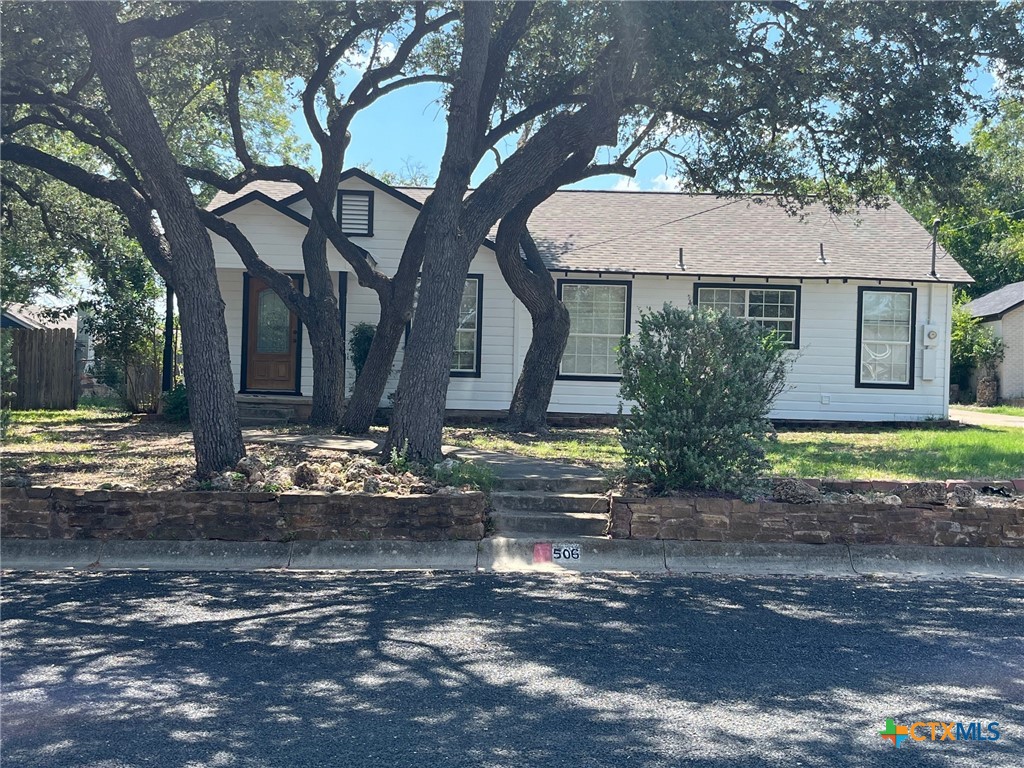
561, 284, 627, 376
451, 279, 479, 372
696, 287, 797, 345
860, 291, 912, 385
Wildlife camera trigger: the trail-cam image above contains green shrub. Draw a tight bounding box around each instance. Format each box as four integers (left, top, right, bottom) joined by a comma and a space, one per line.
161, 383, 189, 422
348, 322, 376, 380
617, 304, 788, 494
950, 301, 1005, 391
0, 331, 16, 438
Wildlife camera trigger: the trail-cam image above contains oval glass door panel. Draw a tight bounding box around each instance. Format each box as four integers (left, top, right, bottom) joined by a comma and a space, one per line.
256, 289, 290, 353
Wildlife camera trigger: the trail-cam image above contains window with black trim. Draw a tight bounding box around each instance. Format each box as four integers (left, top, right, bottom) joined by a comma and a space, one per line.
451, 277, 482, 376
857, 287, 916, 388
558, 281, 631, 379
694, 284, 800, 347
337, 191, 373, 236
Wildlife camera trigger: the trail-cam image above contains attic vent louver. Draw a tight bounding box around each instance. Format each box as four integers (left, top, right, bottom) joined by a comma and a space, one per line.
338, 191, 373, 236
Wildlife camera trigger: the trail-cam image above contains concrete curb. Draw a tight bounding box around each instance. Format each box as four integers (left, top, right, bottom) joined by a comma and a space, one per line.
479, 536, 666, 573
288, 540, 479, 571
850, 545, 1024, 579
664, 542, 854, 575
2, 537, 1023, 579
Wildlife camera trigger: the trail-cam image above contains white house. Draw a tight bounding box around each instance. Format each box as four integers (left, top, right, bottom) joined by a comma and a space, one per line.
207, 169, 972, 422
965, 281, 1024, 401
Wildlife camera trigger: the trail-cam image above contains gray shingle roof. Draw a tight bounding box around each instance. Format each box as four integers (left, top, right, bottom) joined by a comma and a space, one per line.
964, 281, 1024, 320
209, 178, 973, 283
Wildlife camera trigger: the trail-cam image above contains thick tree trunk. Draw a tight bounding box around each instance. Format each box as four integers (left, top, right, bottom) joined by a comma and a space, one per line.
300, 218, 346, 426
507, 302, 571, 432
338, 304, 407, 433
384, 235, 477, 462
74, 3, 244, 475
338, 206, 430, 435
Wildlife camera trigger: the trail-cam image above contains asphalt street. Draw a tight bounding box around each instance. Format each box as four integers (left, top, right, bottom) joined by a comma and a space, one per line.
1, 571, 1021, 768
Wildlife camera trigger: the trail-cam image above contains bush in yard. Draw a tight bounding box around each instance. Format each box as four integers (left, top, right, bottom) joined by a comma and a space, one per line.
617, 304, 788, 494
161, 382, 189, 422
348, 322, 376, 381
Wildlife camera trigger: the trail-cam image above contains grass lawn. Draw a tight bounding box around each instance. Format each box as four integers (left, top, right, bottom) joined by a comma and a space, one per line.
444, 424, 1024, 481
956, 404, 1024, 418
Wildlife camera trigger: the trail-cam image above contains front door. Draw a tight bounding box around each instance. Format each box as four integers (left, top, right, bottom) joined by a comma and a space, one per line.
245, 275, 299, 392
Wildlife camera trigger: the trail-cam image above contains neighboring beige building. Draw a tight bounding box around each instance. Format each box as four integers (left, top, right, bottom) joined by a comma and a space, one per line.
966, 281, 1024, 401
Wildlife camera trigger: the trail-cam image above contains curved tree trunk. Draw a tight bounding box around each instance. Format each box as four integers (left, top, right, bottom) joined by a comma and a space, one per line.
300, 213, 345, 427
337, 206, 430, 435
507, 302, 571, 432
75, 3, 244, 476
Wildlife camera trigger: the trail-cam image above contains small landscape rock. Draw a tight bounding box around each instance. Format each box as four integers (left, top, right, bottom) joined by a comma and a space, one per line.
363, 476, 381, 493
293, 461, 320, 488
210, 474, 236, 491
882, 494, 902, 506
951, 484, 977, 508
235, 456, 265, 479
1, 474, 29, 488
771, 478, 822, 504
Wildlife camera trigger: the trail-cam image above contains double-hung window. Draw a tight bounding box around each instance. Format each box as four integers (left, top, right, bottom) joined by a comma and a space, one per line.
451, 276, 482, 377
694, 285, 800, 347
857, 287, 916, 388
558, 280, 631, 379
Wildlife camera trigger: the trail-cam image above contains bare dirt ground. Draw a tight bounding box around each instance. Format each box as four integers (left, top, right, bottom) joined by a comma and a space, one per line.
1, 408, 346, 490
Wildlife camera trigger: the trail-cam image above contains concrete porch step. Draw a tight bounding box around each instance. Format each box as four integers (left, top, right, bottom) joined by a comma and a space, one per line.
489, 510, 609, 537
491, 477, 607, 494
489, 491, 610, 515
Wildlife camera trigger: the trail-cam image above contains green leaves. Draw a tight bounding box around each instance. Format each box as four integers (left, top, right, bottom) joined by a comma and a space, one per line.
617, 304, 788, 494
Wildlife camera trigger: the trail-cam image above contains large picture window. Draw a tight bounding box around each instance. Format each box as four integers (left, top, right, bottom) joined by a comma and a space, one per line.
856, 287, 916, 388
694, 284, 800, 347
558, 280, 631, 379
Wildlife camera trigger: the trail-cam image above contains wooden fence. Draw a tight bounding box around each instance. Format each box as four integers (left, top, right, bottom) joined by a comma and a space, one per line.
6, 328, 78, 410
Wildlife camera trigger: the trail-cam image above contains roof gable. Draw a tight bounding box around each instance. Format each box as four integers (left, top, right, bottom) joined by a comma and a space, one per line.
965, 280, 1024, 320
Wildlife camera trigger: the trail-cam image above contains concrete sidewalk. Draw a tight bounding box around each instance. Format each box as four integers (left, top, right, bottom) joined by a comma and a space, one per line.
949, 406, 1024, 428
4, 537, 1022, 579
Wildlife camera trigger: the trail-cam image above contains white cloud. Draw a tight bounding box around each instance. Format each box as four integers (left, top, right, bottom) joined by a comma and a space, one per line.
612, 176, 641, 192
650, 174, 682, 192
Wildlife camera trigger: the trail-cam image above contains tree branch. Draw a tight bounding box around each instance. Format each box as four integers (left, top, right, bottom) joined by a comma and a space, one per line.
199, 210, 310, 316
120, 4, 229, 41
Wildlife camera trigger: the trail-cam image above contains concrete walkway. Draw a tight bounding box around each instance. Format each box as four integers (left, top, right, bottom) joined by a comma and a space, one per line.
243, 429, 604, 481
949, 406, 1024, 428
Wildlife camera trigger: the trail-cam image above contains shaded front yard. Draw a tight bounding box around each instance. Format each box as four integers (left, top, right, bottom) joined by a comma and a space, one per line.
2, 407, 1022, 488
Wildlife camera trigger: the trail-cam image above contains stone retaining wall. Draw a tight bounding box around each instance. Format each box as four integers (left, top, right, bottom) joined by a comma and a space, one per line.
0, 487, 486, 542
610, 496, 1024, 547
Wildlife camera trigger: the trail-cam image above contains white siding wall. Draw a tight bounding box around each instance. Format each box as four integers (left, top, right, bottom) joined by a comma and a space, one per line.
539, 274, 952, 421
211, 177, 954, 421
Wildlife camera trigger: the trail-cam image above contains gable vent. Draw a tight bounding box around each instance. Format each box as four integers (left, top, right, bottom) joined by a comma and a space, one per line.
338, 191, 373, 236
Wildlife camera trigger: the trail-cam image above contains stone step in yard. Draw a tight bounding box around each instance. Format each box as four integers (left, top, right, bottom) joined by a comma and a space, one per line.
489, 490, 610, 537
237, 405, 295, 427
491, 476, 607, 494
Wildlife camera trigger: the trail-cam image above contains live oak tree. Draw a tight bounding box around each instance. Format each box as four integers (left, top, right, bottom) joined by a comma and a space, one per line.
384, 0, 1023, 457
1, 2, 267, 475
2, 2, 336, 471
183, 2, 458, 429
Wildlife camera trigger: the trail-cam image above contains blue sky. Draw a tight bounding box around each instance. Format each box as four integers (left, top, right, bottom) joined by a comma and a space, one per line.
290, 62, 999, 193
